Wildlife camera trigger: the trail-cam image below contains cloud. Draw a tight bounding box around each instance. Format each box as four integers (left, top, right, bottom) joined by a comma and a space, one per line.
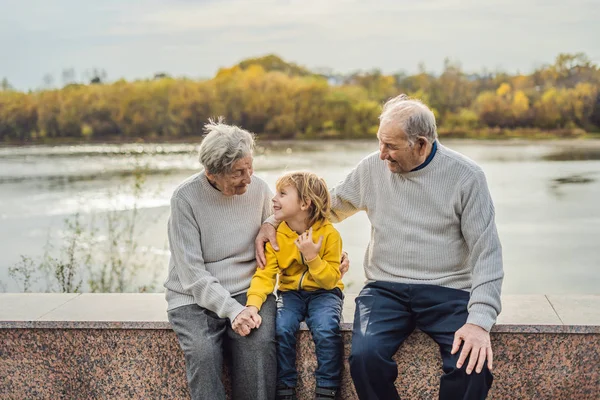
0, 0, 598, 89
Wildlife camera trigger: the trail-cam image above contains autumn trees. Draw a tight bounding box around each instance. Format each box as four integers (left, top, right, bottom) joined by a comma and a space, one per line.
0, 53, 598, 143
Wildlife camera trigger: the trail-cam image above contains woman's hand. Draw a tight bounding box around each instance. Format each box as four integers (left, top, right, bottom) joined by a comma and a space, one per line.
295, 227, 323, 261
231, 306, 262, 337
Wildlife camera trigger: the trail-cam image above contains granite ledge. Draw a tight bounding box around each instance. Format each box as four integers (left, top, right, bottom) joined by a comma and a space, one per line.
1, 293, 599, 334
1, 321, 599, 334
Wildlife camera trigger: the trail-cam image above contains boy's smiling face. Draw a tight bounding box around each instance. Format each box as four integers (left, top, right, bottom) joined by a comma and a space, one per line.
272, 184, 306, 223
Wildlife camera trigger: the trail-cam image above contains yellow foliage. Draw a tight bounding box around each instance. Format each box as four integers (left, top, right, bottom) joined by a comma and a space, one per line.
81, 124, 93, 137
496, 83, 512, 97
0, 52, 598, 142
511, 75, 532, 90
511, 91, 530, 118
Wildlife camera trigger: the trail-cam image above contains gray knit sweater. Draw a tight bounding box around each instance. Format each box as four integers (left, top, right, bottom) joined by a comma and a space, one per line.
329, 143, 504, 331
164, 171, 273, 321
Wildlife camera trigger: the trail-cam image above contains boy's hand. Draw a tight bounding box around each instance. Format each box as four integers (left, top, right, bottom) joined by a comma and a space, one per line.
340, 251, 350, 277
295, 227, 323, 261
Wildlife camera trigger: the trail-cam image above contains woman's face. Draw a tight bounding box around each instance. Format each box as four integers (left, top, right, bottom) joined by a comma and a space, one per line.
206, 156, 253, 196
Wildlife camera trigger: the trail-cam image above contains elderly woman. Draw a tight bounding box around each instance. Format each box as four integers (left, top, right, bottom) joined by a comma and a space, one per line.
165, 119, 277, 400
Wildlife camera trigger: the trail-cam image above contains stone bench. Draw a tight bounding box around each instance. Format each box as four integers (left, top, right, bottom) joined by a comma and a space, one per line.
1, 293, 599, 399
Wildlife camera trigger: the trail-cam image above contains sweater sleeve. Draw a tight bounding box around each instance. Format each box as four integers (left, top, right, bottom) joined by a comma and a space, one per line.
168, 196, 245, 321
460, 169, 504, 331
246, 243, 279, 310
305, 230, 342, 290
329, 157, 370, 223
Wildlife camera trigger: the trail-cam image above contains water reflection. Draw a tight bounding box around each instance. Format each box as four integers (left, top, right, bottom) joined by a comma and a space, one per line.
543, 148, 600, 161
1, 140, 599, 294
548, 173, 597, 198
552, 175, 595, 185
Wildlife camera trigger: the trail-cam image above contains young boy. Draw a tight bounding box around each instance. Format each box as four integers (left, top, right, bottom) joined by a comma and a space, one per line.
247, 172, 344, 400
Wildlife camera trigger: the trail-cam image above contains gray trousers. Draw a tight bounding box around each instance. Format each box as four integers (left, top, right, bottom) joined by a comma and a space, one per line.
168, 293, 277, 400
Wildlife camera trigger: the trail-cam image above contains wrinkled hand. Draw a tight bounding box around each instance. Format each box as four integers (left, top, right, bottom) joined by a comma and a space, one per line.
340, 251, 349, 277
231, 307, 262, 337
451, 323, 493, 374
295, 227, 323, 261
255, 223, 279, 268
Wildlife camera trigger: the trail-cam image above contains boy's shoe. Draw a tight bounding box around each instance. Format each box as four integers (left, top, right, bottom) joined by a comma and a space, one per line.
315, 386, 337, 399
275, 385, 297, 400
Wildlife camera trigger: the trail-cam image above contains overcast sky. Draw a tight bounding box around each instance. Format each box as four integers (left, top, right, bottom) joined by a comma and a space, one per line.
1, 0, 599, 90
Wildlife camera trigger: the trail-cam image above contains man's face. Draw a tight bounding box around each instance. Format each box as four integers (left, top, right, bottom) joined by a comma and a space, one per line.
377, 121, 423, 173
207, 156, 253, 196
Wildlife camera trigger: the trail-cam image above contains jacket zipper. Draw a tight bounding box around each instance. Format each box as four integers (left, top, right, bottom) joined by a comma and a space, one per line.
298, 252, 308, 290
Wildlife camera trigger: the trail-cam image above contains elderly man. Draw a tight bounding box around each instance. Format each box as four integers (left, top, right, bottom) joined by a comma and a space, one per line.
256, 95, 503, 400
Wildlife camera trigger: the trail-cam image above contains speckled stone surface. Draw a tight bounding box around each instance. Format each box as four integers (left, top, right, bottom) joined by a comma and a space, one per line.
1, 328, 599, 399
3, 320, 599, 334
1, 329, 189, 399
1, 294, 599, 399
295, 330, 600, 399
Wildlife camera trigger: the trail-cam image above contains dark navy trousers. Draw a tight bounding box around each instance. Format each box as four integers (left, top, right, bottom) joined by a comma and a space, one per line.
349, 281, 493, 400
276, 288, 344, 388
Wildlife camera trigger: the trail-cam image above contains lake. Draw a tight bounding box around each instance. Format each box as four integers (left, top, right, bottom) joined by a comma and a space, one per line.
1, 139, 599, 294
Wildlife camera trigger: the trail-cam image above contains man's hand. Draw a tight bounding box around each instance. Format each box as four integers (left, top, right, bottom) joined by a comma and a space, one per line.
231, 307, 262, 337
295, 227, 323, 261
255, 223, 279, 268
451, 323, 493, 374
340, 251, 349, 277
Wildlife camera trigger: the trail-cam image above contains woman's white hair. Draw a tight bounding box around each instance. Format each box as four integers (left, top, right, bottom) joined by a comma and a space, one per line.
379, 94, 438, 144
198, 117, 255, 175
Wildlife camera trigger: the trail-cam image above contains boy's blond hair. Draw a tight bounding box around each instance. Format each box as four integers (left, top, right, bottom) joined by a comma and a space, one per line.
276, 172, 331, 227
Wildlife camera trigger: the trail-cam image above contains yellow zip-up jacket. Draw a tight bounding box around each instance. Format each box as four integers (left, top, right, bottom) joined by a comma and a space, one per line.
246, 219, 344, 310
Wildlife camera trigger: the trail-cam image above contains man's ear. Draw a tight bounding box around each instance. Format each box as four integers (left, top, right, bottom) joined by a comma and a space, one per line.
417, 137, 429, 155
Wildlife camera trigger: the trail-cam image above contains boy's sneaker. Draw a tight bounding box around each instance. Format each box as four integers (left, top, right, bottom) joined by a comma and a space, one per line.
315, 386, 337, 399
275, 385, 297, 400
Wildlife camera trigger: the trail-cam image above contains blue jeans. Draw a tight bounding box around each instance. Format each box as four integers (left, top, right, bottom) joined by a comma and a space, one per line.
276, 288, 344, 388
349, 281, 493, 400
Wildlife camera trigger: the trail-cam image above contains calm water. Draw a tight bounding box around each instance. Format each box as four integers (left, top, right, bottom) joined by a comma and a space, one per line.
1, 140, 599, 294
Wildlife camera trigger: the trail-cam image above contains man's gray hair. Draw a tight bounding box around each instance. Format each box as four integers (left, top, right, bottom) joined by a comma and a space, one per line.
379, 94, 438, 144
198, 118, 255, 175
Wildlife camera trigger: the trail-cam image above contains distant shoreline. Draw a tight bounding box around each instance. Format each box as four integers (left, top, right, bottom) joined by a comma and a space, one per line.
2, 130, 599, 148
